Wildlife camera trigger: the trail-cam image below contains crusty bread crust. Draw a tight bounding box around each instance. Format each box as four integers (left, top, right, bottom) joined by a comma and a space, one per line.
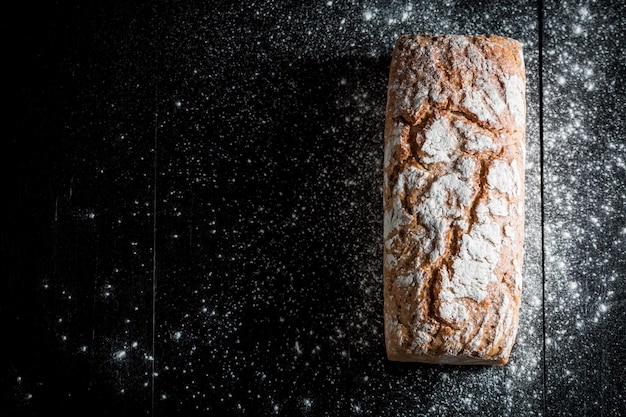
383, 35, 526, 365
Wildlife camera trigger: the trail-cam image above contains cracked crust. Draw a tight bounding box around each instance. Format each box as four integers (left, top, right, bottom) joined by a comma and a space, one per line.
383, 34, 526, 365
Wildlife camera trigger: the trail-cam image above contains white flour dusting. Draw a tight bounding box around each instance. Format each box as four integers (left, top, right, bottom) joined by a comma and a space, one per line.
30, 0, 626, 416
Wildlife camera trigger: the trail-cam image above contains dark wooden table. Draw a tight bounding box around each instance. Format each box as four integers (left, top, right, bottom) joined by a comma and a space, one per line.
4, 1, 625, 416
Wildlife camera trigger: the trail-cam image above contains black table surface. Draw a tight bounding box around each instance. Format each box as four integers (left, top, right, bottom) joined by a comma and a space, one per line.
3, 1, 625, 416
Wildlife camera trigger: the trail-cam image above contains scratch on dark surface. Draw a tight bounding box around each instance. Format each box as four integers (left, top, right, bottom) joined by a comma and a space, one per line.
538, 1, 548, 416
152, 94, 159, 416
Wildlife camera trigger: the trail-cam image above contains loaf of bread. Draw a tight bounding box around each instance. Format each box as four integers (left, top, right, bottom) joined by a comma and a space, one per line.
383, 34, 526, 365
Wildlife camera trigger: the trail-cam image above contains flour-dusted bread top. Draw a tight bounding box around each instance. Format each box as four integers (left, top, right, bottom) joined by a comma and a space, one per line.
383, 35, 526, 365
